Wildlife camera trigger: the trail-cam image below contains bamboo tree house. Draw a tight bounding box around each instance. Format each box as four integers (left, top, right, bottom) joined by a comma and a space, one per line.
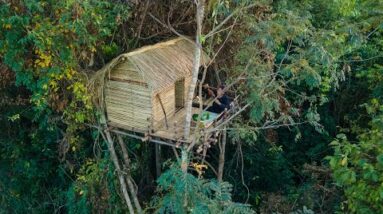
96, 38, 220, 145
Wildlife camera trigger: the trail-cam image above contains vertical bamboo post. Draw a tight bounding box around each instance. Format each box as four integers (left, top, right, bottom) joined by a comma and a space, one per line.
116, 135, 143, 213
104, 130, 135, 214
181, 149, 189, 173
217, 126, 226, 182
172, 147, 180, 161
155, 144, 162, 178
180, 148, 189, 208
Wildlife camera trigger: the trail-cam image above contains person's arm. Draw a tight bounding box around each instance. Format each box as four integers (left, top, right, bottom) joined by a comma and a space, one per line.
214, 97, 222, 105
207, 88, 215, 97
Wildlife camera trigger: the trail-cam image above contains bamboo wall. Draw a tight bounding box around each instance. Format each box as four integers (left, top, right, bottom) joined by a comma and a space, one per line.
110, 61, 144, 82
152, 84, 176, 128
105, 68, 193, 132
105, 80, 151, 131
152, 76, 192, 129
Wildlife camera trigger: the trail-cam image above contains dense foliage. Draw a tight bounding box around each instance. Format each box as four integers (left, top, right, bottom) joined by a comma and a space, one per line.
0, 0, 129, 212
150, 164, 254, 214
1, 0, 382, 213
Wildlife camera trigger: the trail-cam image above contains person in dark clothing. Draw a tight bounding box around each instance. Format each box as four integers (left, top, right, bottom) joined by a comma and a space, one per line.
207, 85, 231, 113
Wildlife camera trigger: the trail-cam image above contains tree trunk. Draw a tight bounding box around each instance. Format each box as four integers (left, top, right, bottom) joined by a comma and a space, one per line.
116, 135, 143, 213
104, 130, 135, 214
183, 0, 205, 140
180, 149, 189, 173
181, 0, 205, 207
180, 149, 189, 208
217, 126, 227, 182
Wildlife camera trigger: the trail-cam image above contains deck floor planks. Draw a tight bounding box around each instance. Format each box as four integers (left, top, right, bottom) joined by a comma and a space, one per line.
108, 106, 223, 144
152, 107, 219, 141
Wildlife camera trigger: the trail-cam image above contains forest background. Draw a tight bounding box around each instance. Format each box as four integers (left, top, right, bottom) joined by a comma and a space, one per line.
0, 0, 382, 213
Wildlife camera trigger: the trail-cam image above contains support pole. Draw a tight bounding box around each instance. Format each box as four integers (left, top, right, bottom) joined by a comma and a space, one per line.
104, 130, 135, 214
116, 135, 143, 213
217, 125, 227, 182
181, 149, 189, 173
180, 148, 189, 208
155, 144, 162, 178
172, 147, 180, 161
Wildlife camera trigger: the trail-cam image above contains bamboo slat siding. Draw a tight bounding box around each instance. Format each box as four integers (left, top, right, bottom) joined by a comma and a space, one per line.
111, 61, 144, 83
105, 81, 151, 130
152, 84, 176, 128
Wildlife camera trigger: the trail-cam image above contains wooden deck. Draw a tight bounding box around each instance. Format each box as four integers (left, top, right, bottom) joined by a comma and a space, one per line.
152, 107, 221, 141
109, 106, 225, 146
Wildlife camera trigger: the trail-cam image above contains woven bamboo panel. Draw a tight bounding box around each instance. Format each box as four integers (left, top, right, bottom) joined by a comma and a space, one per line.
106, 81, 150, 96
111, 61, 144, 82
105, 81, 151, 130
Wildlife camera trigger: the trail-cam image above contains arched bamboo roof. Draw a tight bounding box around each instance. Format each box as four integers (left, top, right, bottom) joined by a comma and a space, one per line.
98, 37, 210, 93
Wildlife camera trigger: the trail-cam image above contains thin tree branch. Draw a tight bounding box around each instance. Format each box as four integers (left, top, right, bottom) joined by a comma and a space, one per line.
205, 3, 260, 38
148, 12, 194, 45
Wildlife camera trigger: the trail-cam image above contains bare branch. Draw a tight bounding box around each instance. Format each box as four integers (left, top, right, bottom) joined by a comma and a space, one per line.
148, 12, 194, 44
205, 3, 260, 38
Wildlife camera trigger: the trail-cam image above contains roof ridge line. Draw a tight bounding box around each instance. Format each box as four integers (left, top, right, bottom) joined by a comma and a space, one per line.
122, 37, 186, 58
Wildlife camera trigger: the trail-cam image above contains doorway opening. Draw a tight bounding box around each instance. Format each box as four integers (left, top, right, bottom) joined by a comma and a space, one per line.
175, 78, 185, 111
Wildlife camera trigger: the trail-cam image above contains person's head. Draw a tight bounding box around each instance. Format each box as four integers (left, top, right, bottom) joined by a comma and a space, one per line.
217, 85, 225, 97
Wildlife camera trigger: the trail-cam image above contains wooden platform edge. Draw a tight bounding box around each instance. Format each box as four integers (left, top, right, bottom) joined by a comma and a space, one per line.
110, 128, 188, 148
